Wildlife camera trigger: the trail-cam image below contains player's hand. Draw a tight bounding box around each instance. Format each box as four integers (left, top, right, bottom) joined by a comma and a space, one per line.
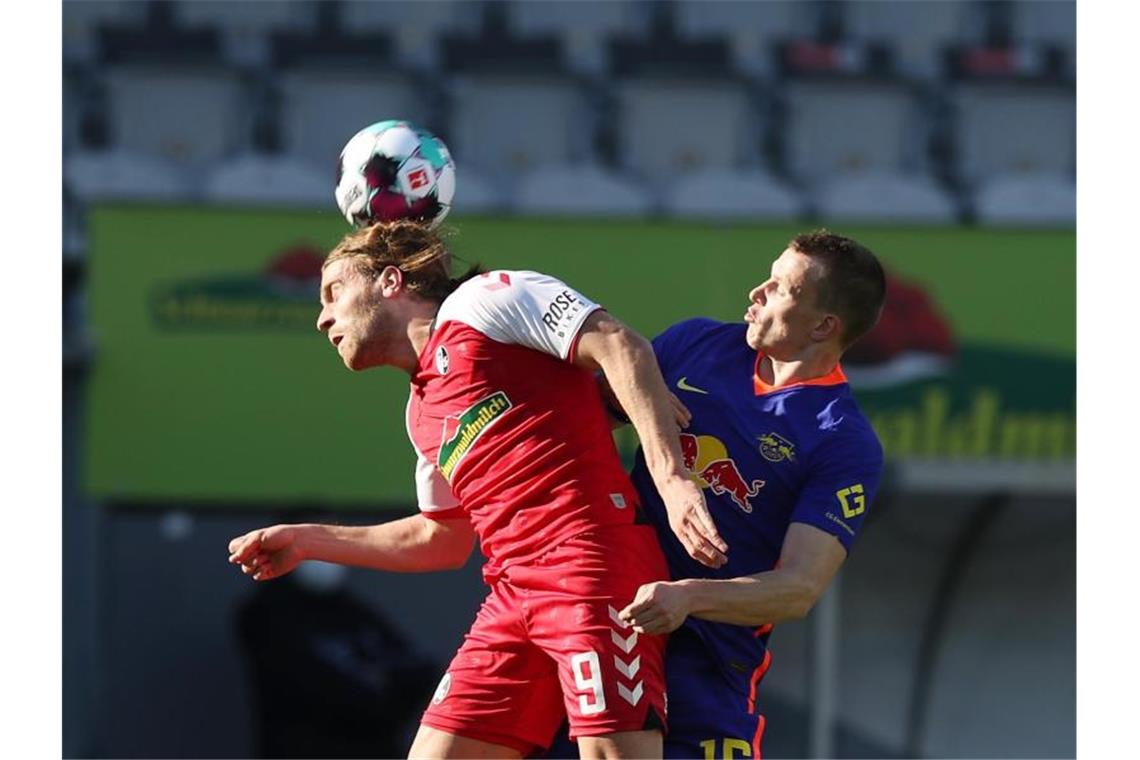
619, 581, 692, 635
660, 476, 728, 568
669, 391, 691, 429
227, 524, 305, 581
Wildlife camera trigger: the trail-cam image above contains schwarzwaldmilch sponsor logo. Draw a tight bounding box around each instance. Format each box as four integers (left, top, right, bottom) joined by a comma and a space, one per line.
438, 392, 512, 480
150, 245, 324, 330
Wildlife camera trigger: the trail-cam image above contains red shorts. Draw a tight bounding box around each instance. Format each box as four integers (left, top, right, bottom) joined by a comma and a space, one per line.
420, 524, 669, 753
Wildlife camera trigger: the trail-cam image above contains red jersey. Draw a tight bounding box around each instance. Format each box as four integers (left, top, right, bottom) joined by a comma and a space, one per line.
406, 270, 641, 579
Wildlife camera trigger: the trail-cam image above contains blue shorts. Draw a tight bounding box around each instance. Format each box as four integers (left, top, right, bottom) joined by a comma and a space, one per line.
663, 627, 769, 759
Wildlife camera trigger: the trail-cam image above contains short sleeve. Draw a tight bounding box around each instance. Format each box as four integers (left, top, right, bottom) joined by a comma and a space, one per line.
789, 433, 884, 553
415, 450, 465, 520
435, 270, 602, 361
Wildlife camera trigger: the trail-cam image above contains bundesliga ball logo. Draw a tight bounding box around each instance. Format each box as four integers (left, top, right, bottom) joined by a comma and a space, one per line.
334, 120, 456, 230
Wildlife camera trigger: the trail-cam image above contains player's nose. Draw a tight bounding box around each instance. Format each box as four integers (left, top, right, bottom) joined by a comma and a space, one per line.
749, 282, 768, 305
316, 306, 333, 333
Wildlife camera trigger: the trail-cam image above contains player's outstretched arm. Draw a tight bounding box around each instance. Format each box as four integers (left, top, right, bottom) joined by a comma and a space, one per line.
620, 523, 846, 633
227, 514, 476, 581
575, 310, 727, 568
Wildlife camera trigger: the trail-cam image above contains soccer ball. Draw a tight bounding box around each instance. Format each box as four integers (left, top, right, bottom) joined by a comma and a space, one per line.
334, 120, 456, 229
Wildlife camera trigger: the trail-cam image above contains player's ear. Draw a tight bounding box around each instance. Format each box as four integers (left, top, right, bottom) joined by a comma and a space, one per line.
377, 265, 405, 297
812, 313, 842, 344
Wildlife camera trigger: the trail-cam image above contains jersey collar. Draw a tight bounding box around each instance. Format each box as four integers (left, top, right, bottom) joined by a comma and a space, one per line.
752, 352, 848, 396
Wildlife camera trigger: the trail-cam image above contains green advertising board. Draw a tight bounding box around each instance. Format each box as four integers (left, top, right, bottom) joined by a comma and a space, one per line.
85, 205, 1074, 506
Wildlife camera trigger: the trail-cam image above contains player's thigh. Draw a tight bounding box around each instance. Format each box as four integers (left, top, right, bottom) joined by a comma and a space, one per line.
421, 583, 567, 753
663, 641, 765, 760
576, 729, 662, 759
408, 724, 524, 760
523, 529, 669, 739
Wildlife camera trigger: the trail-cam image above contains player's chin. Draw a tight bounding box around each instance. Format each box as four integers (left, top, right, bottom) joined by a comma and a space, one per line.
340, 348, 365, 371
745, 324, 765, 351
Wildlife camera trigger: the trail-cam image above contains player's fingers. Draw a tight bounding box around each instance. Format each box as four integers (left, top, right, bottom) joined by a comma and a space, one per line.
628, 607, 663, 631
692, 505, 728, 553
687, 531, 727, 568
669, 393, 692, 428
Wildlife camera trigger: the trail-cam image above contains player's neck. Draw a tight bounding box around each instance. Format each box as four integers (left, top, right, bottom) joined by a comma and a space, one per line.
401, 305, 441, 375
759, 347, 842, 388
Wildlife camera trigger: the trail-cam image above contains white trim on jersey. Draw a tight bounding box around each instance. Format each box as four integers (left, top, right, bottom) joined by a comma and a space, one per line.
406, 393, 460, 514
435, 270, 602, 361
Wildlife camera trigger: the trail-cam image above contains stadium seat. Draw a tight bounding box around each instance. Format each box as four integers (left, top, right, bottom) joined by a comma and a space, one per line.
63, 0, 146, 64
448, 74, 591, 180
512, 165, 653, 217
674, 0, 815, 76
842, 0, 980, 81
973, 171, 1075, 228
815, 171, 959, 224
172, 0, 320, 68
277, 68, 428, 174
1012, 0, 1075, 61
951, 82, 1075, 184
662, 168, 803, 221
342, 0, 481, 70
614, 76, 757, 182
783, 80, 925, 183
65, 149, 195, 202
507, 0, 649, 75
203, 152, 331, 208
103, 63, 249, 174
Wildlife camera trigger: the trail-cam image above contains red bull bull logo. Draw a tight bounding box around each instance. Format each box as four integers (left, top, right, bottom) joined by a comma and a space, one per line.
680, 433, 765, 513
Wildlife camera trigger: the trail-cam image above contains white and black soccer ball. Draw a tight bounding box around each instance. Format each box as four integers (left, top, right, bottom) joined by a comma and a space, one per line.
334, 120, 456, 229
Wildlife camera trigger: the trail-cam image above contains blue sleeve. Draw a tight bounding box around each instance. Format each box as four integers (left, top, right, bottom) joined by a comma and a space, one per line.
790, 431, 884, 553
651, 318, 721, 370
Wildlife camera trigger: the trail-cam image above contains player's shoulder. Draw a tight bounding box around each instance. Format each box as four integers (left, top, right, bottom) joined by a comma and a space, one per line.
812, 394, 884, 465
439, 269, 542, 319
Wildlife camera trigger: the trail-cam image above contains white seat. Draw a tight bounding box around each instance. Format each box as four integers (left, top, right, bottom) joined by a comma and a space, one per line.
663, 168, 803, 220
784, 80, 923, 183
65, 149, 194, 201
449, 75, 589, 180
278, 68, 427, 172
63, 0, 146, 64
674, 0, 815, 76
1013, 0, 1075, 62
342, 1, 480, 70
203, 153, 331, 208
104, 64, 248, 172
172, 0, 320, 68
844, 0, 978, 81
952, 83, 1075, 184
615, 77, 756, 182
507, 0, 648, 75
512, 165, 652, 217
816, 171, 958, 224
974, 172, 1074, 228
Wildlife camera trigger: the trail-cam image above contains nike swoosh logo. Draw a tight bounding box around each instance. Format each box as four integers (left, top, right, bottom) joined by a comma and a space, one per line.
677, 377, 709, 394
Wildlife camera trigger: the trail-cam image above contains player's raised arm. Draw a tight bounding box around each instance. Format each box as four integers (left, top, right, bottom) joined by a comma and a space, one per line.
596, 372, 692, 431
227, 513, 476, 580
575, 310, 727, 568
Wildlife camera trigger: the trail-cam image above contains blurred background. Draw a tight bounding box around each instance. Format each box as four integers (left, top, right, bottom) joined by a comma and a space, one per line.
61, 1, 1075, 758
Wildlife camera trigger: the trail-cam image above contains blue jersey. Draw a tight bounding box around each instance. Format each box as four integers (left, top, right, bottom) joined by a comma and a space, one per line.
631, 318, 883, 755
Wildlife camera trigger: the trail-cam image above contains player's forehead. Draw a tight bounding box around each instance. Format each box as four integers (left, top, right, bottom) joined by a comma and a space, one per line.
771, 248, 816, 282
320, 257, 354, 286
